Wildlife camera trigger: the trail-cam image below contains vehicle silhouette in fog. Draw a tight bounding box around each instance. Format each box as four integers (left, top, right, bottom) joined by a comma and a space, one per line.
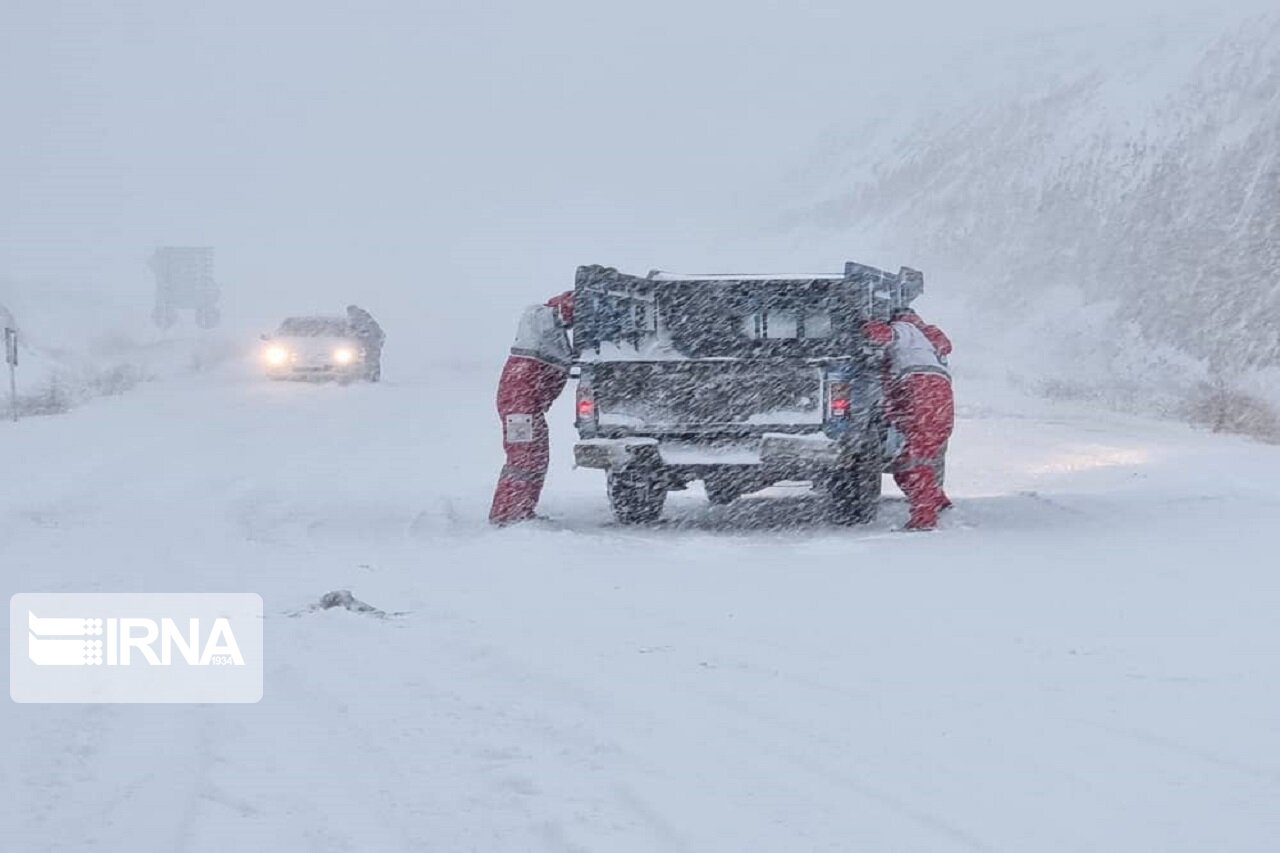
151, 247, 220, 330
259, 316, 373, 382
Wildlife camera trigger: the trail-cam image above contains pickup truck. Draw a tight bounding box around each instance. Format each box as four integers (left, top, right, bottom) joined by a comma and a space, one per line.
571, 262, 924, 524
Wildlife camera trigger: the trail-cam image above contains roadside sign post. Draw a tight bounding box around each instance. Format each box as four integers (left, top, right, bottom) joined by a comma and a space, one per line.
4, 327, 17, 422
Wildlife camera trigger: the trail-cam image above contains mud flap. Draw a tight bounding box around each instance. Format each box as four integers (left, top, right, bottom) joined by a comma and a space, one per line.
883, 426, 905, 468
574, 438, 660, 471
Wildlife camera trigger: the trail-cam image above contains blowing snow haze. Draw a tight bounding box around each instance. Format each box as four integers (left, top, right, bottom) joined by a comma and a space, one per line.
2, 0, 1271, 362
8, 3, 1280, 851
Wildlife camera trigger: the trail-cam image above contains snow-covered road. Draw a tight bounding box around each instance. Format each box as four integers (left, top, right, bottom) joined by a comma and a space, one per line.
3, 363, 1279, 851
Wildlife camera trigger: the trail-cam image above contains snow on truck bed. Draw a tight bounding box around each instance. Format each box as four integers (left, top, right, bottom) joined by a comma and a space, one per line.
4, 365, 1280, 852
598, 411, 822, 430
578, 338, 685, 362
648, 271, 846, 281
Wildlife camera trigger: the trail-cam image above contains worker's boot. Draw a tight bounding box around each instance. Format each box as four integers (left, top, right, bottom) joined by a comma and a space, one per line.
489, 464, 546, 525
896, 465, 942, 531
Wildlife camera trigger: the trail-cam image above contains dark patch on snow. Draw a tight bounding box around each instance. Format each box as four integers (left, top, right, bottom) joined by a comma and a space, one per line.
289, 589, 408, 619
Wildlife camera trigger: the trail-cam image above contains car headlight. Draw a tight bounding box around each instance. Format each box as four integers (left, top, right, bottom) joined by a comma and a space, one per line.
264, 345, 290, 366
333, 347, 356, 365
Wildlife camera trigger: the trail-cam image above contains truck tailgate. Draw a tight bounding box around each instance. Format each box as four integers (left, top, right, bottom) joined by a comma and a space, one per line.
588, 361, 824, 430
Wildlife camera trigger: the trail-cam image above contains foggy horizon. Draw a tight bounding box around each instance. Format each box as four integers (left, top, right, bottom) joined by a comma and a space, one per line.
6, 0, 1270, 338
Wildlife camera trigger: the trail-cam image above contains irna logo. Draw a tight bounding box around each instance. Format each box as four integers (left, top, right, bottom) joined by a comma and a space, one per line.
27, 612, 245, 667
11, 593, 263, 703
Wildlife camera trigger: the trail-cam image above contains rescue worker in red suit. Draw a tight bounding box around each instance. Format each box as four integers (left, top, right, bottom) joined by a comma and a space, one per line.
863, 309, 954, 530
489, 292, 575, 525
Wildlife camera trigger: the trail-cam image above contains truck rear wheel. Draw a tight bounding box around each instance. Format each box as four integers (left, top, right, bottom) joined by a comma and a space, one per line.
608, 471, 666, 524
828, 459, 882, 525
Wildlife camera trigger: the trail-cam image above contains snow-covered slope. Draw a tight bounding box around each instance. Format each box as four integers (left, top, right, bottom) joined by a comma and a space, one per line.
792, 11, 1280, 416
4, 365, 1279, 850
0, 280, 242, 418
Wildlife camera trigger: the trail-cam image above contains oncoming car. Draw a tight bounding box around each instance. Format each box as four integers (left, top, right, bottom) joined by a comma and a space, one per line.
260, 316, 370, 381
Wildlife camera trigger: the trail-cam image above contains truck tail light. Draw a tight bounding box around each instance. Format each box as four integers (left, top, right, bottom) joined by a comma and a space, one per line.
576, 386, 597, 423
829, 381, 851, 418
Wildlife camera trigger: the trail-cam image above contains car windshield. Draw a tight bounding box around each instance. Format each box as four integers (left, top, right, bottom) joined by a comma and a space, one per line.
277, 317, 351, 337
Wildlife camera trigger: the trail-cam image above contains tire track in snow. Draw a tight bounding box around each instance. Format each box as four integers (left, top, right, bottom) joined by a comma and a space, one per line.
692, 691, 999, 853
1081, 720, 1280, 786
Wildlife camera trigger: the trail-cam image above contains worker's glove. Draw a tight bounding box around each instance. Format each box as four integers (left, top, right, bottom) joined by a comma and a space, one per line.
546, 291, 575, 328
861, 321, 893, 345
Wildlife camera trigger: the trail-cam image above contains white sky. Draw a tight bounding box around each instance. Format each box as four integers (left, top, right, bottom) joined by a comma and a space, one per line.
1, 0, 1268, 351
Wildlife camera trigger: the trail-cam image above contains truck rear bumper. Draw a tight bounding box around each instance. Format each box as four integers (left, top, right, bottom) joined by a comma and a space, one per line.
574, 438, 661, 470
574, 433, 842, 472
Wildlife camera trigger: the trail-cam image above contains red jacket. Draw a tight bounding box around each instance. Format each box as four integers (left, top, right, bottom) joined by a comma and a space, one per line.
863, 311, 951, 360
863, 311, 953, 427
495, 291, 575, 416
896, 310, 951, 358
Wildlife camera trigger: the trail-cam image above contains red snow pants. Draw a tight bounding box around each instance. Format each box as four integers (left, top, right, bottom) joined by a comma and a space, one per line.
489, 356, 568, 525
889, 373, 954, 530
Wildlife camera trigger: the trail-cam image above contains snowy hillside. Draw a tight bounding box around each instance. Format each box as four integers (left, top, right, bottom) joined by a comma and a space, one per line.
793, 12, 1280, 424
